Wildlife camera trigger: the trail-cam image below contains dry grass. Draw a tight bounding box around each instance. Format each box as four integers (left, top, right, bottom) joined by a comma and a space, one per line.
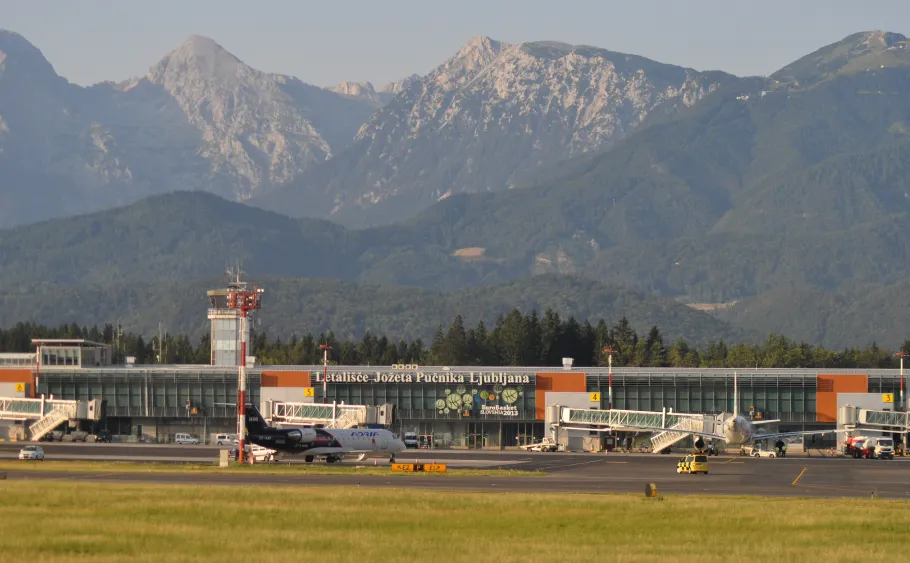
0, 460, 539, 477
0, 481, 908, 563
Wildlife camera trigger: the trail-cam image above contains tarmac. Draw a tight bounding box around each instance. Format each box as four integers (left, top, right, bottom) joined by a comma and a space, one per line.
2, 443, 910, 499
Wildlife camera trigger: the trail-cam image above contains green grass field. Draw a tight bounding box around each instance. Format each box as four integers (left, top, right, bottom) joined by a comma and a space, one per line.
1, 481, 908, 563
0, 460, 538, 477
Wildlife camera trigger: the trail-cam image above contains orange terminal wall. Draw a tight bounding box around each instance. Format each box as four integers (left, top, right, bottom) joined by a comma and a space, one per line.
535, 372, 586, 420
260, 371, 311, 388
816, 374, 868, 422
0, 368, 35, 397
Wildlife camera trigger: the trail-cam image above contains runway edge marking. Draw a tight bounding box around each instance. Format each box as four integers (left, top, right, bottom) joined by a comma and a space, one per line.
791, 467, 808, 486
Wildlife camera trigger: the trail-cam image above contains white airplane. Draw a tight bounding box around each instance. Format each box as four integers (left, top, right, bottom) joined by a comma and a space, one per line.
630, 372, 844, 448
244, 406, 406, 463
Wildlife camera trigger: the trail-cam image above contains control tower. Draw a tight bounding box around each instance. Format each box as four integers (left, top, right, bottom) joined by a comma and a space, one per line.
206, 267, 259, 366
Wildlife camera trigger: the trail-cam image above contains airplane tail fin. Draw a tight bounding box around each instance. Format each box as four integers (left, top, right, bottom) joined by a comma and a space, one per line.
244, 404, 270, 433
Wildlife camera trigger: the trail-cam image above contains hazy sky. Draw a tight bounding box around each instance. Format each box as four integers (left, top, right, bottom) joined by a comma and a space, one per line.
3, 0, 908, 88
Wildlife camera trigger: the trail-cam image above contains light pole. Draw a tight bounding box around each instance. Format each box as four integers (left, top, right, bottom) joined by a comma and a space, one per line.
320, 344, 331, 404
602, 347, 614, 410
896, 352, 906, 411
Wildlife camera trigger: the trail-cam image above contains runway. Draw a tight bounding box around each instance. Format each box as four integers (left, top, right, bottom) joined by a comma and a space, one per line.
2, 443, 910, 499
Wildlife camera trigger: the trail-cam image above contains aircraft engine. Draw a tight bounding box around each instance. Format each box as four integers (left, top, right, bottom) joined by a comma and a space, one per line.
286, 428, 318, 443
694, 437, 705, 450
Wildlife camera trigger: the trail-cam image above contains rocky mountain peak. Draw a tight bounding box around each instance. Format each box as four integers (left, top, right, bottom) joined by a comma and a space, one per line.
333, 80, 378, 97
380, 73, 420, 95
433, 35, 508, 87
147, 34, 246, 85
772, 29, 910, 86
0, 29, 60, 83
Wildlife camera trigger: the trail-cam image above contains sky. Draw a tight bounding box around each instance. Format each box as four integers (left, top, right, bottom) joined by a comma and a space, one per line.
3, 0, 909, 88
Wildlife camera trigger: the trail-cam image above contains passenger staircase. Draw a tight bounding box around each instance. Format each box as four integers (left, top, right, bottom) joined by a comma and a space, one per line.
28, 403, 77, 441
649, 416, 707, 453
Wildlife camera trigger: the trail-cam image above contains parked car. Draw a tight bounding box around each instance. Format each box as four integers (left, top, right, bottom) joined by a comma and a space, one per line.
19, 445, 45, 460
93, 430, 113, 443
174, 433, 199, 445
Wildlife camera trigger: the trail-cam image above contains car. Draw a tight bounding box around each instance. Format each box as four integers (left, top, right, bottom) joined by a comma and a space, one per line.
93, 430, 113, 443
677, 454, 709, 474
18, 445, 45, 461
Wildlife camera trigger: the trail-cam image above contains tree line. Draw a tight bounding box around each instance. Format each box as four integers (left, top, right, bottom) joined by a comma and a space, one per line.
1, 311, 909, 369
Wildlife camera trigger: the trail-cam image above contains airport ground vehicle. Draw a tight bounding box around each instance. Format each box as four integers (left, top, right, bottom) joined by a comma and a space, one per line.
519, 437, 559, 452
874, 438, 894, 460
403, 432, 418, 448
230, 444, 279, 463
19, 445, 45, 460
845, 436, 878, 459
93, 430, 112, 443
677, 454, 709, 474
749, 444, 777, 458
174, 433, 199, 445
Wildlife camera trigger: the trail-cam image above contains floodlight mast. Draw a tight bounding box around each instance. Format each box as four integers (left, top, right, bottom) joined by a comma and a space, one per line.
226, 284, 264, 464
602, 347, 614, 410
897, 352, 907, 411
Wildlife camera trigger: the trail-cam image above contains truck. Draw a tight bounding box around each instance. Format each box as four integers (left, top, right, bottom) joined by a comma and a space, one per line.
874, 437, 894, 460
844, 436, 876, 459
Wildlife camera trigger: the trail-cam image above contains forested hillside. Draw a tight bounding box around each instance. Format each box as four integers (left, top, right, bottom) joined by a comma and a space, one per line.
2, 317, 906, 369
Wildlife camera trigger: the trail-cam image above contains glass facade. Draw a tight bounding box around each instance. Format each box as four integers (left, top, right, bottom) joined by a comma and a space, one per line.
322, 379, 537, 448
28, 365, 907, 446
210, 316, 245, 366
589, 369, 904, 424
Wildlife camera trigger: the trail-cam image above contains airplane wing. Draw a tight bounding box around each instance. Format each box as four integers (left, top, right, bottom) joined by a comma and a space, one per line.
621, 426, 725, 441
752, 428, 850, 440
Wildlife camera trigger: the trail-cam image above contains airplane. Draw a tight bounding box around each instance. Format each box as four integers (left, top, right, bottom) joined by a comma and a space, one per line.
614, 372, 846, 451
243, 405, 406, 464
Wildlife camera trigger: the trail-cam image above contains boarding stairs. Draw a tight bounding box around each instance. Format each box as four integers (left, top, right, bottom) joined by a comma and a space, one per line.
648, 416, 708, 453
28, 403, 77, 441
269, 401, 368, 429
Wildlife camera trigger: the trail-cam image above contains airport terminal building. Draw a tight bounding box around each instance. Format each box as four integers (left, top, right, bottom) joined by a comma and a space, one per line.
1, 346, 904, 448
0, 277, 905, 447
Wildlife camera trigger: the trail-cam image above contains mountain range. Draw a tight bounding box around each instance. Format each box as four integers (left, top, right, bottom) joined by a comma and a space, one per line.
2, 29, 910, 349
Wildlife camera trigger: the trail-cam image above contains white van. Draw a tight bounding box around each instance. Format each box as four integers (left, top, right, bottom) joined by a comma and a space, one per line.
174, 433, 199, 445
213, 433, 235, 446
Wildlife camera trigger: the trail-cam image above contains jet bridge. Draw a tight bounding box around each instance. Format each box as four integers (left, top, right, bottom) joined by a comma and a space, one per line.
0, 396, 101, 441
840, 406, 910, 433
559, 407, 718, 453
266, 401, 393, 429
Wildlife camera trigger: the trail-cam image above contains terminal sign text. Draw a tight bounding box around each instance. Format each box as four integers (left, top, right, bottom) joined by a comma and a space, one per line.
315, 371, 532, 385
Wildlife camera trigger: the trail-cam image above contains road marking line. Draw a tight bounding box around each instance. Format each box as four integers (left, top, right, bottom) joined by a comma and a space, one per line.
792, 467, 807, 486
542, 459, 604, 470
